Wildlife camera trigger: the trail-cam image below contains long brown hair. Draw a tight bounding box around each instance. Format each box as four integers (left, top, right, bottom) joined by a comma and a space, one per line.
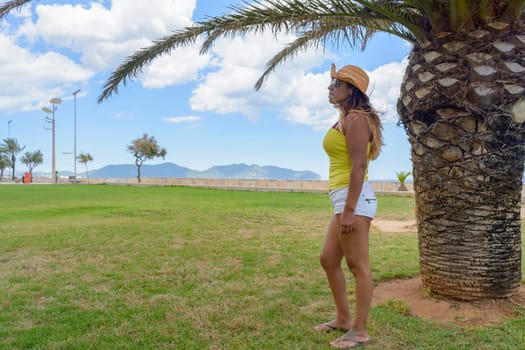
336, 84, 383, 160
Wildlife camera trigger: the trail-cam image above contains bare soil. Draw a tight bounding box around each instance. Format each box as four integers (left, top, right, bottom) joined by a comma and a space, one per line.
371, 219, 525, 327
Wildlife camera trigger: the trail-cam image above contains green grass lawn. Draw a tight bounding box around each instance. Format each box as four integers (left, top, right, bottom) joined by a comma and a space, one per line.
0, 184, 523, 349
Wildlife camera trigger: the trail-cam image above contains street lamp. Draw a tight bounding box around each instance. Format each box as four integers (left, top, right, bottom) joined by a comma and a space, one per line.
72, 89, 81, 179
42, 97, 62, 184
8, 120, 12, 138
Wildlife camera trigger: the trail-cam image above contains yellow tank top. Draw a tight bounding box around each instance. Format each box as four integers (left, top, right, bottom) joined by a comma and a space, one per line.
323, 128, 370, 190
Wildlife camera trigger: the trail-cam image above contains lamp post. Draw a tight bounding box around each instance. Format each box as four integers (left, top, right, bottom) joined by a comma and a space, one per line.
72, 89, 81, 179
8, 120, 12, 138
42, 97, 62, 184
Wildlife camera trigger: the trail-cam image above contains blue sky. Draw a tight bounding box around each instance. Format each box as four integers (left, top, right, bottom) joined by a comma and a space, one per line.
0, 0, 412, 180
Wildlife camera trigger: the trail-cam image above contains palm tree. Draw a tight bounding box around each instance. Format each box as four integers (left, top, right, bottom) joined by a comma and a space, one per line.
0, 153, 9, 180
396, 171, 411, 191
0, 138, 25, 181
77, 152, 93, 184
2, 1, 523, 300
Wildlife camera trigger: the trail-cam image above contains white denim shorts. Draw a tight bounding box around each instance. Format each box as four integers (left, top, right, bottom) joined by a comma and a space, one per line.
329, 181, 377, 219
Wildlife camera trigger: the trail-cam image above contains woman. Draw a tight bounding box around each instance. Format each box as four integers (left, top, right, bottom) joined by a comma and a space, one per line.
314, 63, 382, 349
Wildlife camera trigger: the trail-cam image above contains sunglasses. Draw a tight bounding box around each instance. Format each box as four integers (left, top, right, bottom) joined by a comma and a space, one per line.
330, 78, 341, 87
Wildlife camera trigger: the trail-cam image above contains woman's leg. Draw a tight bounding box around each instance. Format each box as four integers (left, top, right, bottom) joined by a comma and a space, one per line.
317, 215, 352, 330
338, 216, 372, 335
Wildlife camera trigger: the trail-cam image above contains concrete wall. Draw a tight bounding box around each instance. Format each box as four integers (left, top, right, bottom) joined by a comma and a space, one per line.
64, 177, 413, 195
11, 176, 525, 200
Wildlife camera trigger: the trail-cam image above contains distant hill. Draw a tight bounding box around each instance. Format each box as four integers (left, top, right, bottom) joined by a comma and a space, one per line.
85, 162, 321, 180
90, 163, 192, 179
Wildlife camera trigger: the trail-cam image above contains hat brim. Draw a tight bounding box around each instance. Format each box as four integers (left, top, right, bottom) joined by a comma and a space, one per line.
330, 63, 337, 79
330, 63, 368, 95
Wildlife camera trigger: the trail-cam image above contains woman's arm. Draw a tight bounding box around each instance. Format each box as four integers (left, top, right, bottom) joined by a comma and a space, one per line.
340, 112, 371, 233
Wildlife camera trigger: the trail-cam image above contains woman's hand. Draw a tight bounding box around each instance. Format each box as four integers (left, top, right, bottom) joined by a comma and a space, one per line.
340, 210, 356, 234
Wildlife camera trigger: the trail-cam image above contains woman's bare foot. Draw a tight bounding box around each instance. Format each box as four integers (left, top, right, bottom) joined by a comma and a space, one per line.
314, 320, 351, 333
330, 329, 372, 348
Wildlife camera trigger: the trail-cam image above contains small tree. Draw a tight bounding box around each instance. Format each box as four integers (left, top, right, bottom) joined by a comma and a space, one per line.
127, 133, 167, 183
20, 150, 43, 183
0, 138, 25, 180
396, 171, 411, 191
78, 152, 93, 184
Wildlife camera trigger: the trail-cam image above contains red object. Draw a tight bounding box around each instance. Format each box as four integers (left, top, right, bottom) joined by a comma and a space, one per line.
24, 172, 30, 184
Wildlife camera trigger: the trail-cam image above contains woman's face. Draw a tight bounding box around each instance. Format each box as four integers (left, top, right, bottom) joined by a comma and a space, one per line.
328, 78, 353, 105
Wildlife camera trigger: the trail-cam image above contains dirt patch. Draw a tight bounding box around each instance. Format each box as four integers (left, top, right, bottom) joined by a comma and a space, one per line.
373, 277, 525, 326
371, 215, 525, 327
373, 219, 417, 233
372, 217, 525, 326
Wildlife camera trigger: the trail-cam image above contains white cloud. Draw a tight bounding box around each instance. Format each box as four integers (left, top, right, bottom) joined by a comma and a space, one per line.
18, 0, 197, 71
189, 31, 332, 122
186, 29, 407, 128
0, 34, 93, 111
189, 32, 289, 113
1, 0, 408, 129
141, 46, 210, 88
279, 60, 408, 127
368, 59, 408, 122
279, 71, 338, 130
0, 0, 200, 113
162, 116, 201, 123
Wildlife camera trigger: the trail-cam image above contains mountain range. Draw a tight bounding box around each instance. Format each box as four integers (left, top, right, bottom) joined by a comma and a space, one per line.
71, 162, 322, 180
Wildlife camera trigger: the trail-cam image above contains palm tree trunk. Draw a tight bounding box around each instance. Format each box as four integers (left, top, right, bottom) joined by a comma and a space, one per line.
11, 155, 15, 180
397, 17, 524, 300
85, 164, 89, 184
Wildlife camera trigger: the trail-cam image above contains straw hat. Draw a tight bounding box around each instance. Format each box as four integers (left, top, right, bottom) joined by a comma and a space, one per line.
330, 63, 369, 95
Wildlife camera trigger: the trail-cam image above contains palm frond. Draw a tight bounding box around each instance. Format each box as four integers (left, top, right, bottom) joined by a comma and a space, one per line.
449, 0, 474, 31
353, 0, 427, 41
478, 0, 495, 20
97, 25, 209, 103
0, 0, 33, 19
403, 1, 453, 34
98, 0, 422, 102
255, 27, 356, 90
255, 16, 415, 89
